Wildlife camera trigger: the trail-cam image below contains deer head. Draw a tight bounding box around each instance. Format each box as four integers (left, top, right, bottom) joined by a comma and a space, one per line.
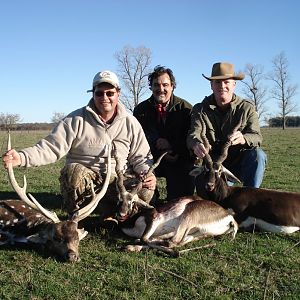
5, 133, 112, 262
114, 148, 167, 222
190, 116, 241, 199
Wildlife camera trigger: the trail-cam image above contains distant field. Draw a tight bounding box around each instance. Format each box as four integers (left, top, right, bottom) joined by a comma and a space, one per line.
0, 128, 299, 300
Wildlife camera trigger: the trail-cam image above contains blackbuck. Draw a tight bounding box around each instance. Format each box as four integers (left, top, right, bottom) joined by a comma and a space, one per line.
114, 151, 238, 257
190, 117, 300, 234
0, 134, 112, 262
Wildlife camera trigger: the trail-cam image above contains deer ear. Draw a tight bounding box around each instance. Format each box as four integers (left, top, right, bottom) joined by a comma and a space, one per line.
189, 166, 205, 177
78, 228, 88, 240
134, 197, 154, 209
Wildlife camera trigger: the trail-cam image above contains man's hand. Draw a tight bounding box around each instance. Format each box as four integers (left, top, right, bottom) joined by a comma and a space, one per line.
193, 142, 209, 159
2, 149, 21, 168
228, 131, 246, 145
156, 138, 171, 151
140, 172, 156, 190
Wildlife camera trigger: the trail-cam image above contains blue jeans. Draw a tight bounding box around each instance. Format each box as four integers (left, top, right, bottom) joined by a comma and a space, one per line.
229, 148, 267, 188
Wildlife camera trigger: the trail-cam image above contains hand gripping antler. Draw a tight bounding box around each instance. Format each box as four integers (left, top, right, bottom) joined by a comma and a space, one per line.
7, 133, 60, 223
130, 151, 168, 196
115, 149, 167, 207
74, 143, 112, 222
213, 120, 243, 183
114, 147, 128, 201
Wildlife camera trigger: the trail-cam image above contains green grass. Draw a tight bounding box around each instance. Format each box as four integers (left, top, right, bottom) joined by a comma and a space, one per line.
0, 129, 299, 300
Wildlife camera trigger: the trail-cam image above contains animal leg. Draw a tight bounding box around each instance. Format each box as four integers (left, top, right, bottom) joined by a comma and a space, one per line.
144, 241, 179, 257
141, 217, 162, 243
227, 220, 238, 239
123, 241, 179, 257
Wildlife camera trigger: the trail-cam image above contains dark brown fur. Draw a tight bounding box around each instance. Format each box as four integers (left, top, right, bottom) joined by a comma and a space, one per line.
194, 159, 300, 232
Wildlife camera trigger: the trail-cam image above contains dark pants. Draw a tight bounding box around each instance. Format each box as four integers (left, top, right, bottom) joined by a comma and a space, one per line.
155, 160, 195, 200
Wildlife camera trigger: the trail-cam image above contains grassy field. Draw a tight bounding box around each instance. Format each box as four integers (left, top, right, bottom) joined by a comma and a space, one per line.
0, 128, 299, 300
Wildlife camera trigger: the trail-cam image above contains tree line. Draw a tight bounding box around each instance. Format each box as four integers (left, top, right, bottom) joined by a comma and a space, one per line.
114, 47, 299, 129
0, 112, 65, 131
268, 116, 300, 127
1, 47, 299, 130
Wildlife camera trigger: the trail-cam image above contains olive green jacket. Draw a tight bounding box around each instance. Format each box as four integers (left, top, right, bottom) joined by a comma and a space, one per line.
187, 94, 263, 162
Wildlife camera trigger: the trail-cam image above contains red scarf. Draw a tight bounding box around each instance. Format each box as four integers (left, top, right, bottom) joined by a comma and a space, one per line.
156, 103, 167, 122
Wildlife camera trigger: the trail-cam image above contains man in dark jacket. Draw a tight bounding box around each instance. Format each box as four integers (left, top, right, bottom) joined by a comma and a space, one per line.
134, 65, 195, 200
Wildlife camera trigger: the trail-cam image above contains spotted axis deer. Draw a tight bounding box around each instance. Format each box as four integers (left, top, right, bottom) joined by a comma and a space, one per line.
114, 150, 238, 257
190, 117, 300, 234
0, 134, 112, 262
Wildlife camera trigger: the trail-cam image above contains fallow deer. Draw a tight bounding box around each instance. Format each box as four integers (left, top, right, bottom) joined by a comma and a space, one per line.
114, 150, 238, 257
190, 117, 300, 234
0, 134, 112, 262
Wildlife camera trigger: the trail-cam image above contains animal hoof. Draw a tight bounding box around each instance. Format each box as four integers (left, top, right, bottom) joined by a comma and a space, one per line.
123, 244, 143, 252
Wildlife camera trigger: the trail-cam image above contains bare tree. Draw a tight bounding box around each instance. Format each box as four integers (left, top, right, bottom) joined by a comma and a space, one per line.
51, 112, 65, 124
115, 45, 152, 112
241, 64, 268, 121
0, 113, 22, 130
267, 52, 298, 129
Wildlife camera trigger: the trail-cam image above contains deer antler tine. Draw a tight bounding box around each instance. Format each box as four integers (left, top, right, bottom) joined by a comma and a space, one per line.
7, 132, 60, 223
149, 151, 168, 171
114, 148, 128, 198
131, 151, 168, 195
199, 115, 210, 151
75, 143, 112, 222
198, 115, 214, 168
8, 130, 11, 150
215, 140, 231, 165
216, 119, 242, 165
28, 193, 59, 221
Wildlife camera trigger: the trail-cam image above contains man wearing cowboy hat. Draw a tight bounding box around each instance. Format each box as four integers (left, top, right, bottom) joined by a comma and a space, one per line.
187, 62, 267, 188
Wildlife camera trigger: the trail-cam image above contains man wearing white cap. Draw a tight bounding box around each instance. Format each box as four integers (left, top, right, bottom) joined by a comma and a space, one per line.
187, 62, 267, 189
3, 70, 156, 224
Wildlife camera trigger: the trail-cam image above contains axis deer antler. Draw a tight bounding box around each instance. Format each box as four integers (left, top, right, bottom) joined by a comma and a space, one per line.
7, 133, 60, 223
74, 143, 112, 222
4, 133, 112, 262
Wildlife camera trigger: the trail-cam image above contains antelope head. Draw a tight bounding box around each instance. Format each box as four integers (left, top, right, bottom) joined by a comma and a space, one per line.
114, 149, 167, 222
190, 117, 241, 197
5, 133, 112, 262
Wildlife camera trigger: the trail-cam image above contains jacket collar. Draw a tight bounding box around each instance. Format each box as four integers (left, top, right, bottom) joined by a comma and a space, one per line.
205, 94, 242, 111
148, 94, 183, 109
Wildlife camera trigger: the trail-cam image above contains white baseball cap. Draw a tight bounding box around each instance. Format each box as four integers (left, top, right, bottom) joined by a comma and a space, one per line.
87, 70, 120, 92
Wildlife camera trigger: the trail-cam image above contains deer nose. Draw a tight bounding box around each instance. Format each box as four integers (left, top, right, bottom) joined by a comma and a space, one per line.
65, 251, 80, 263
205, 183, 214, 191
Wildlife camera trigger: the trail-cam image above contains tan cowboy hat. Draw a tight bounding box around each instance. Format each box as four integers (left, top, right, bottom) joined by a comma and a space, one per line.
202, 62, 245, 81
